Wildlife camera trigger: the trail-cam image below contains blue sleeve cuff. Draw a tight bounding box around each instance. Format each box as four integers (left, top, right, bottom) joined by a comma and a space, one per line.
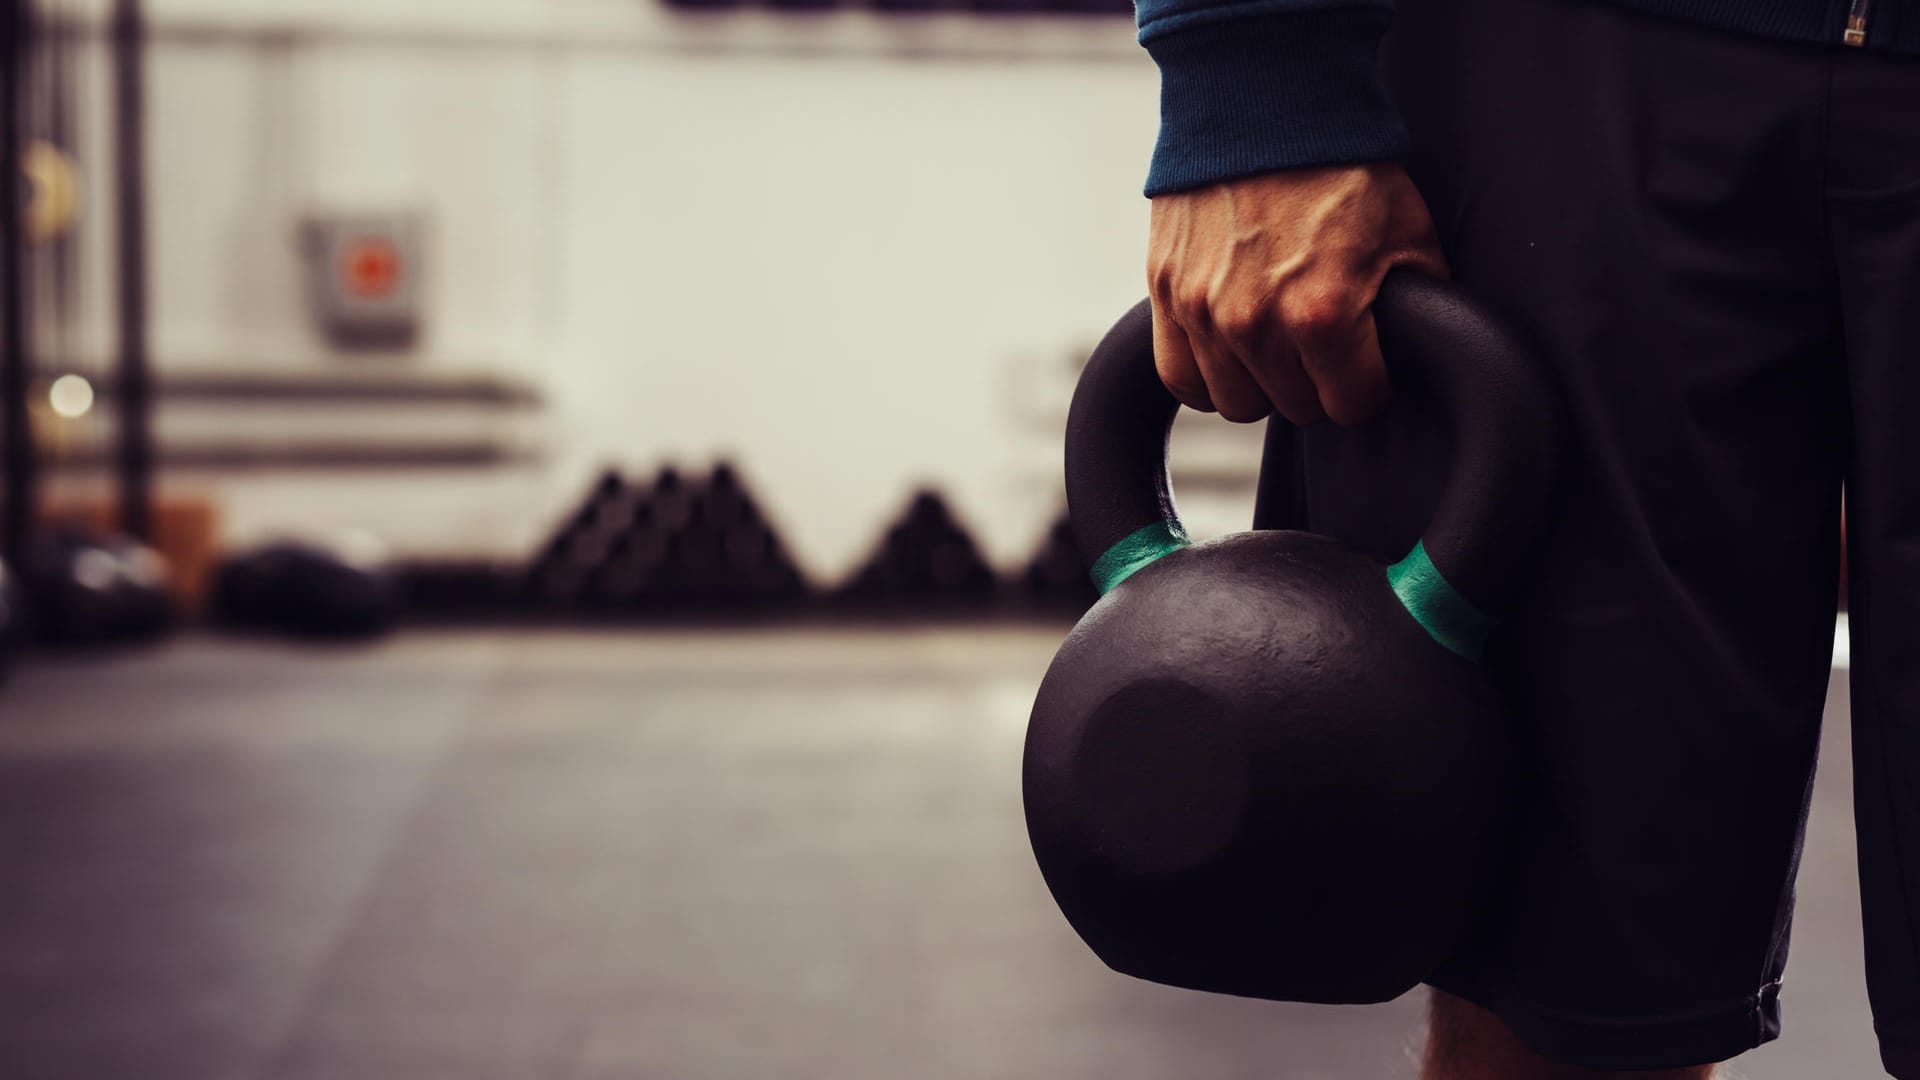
1140, 8, 1411, 196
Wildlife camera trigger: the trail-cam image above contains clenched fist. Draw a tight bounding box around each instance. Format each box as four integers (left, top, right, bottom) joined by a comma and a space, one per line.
1147, 162, 1449, 426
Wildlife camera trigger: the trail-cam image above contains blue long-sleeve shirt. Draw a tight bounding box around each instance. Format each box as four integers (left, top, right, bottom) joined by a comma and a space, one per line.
1138, 0, 1920, 195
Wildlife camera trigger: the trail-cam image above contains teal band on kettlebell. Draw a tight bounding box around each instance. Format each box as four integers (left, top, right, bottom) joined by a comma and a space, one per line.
1387, 540, 1496, 661
1090, 520, 1191, 595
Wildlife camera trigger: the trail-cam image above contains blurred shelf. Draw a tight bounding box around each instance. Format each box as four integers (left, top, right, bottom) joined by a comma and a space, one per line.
39, 367, 544, 407
20, 367, 549, 471
45, 440, 543, 471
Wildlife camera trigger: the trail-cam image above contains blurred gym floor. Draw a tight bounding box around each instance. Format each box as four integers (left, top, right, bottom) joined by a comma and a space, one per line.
0, 626, 1877, 1079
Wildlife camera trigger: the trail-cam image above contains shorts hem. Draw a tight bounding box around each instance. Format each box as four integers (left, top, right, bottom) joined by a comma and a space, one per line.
1425, 971, 1782, 1070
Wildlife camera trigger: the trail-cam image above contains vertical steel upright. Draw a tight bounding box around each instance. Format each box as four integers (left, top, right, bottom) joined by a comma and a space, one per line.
111, 0, 150, 539
0, 0, 34, 564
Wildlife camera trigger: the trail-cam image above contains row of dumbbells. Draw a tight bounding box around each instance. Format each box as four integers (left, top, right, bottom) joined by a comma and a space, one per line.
523, 465, 806, 612
0, 464, 1099, 678
491, 465, 1095, 617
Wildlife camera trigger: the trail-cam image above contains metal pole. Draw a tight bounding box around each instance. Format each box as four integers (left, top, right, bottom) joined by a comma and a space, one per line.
0, 0, 34, 564
110, 0, 150, 539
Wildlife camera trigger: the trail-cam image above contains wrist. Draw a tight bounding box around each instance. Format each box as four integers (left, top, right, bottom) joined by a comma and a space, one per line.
1142, 9, 1410, 197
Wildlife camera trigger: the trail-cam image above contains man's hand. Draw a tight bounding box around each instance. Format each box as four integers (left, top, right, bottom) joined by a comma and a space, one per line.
1147, 162, 1448, 426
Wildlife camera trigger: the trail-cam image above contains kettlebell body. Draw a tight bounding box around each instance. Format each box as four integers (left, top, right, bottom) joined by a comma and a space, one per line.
1023, 270, 1554, 1005
213, 539, 399, 639
1026, 531, 1512, 1003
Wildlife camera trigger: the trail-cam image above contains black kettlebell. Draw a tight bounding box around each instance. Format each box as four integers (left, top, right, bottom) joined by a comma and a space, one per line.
20, 527, 176, 645
1023, 269, 1555, 1005
212, 539, 399, 640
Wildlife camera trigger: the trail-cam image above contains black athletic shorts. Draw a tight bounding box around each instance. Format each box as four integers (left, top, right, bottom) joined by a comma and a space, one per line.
1255, 0, 1920, 1071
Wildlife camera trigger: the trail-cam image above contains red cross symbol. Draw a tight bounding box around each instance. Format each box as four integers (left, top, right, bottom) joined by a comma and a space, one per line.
341, 237, 402, 299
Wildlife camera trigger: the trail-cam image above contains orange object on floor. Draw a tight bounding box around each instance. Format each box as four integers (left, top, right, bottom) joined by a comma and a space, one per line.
42, 495, 221, 615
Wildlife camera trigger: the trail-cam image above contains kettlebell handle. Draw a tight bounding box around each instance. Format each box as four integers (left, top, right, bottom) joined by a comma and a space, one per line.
1064, 268, 1555, 657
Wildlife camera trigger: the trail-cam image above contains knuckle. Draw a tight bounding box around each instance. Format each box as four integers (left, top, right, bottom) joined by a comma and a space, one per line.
1212, 298, 1266, 342
1288, 304, 1344, 342
1281, 285, 1352, 342
1147, 261, 1177, 300
1175, 289, 1215, 330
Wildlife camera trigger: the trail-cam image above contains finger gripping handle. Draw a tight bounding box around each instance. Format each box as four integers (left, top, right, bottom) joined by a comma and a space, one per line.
1064, 269, 1556, 623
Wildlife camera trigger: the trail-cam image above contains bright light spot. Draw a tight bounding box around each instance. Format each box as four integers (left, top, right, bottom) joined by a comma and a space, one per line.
48, 374, 94, 419
336, 529, 388, 572
71, 549, 117, 592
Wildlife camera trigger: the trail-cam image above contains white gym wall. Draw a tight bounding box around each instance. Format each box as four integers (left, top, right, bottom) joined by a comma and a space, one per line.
39, 0, 1261, 579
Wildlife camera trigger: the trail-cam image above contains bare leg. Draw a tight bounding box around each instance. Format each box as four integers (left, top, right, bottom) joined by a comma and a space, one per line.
1421, 989, 1721, 1080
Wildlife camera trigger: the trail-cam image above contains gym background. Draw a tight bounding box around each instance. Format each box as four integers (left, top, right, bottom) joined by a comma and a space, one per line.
0, 1, 1872, 1077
